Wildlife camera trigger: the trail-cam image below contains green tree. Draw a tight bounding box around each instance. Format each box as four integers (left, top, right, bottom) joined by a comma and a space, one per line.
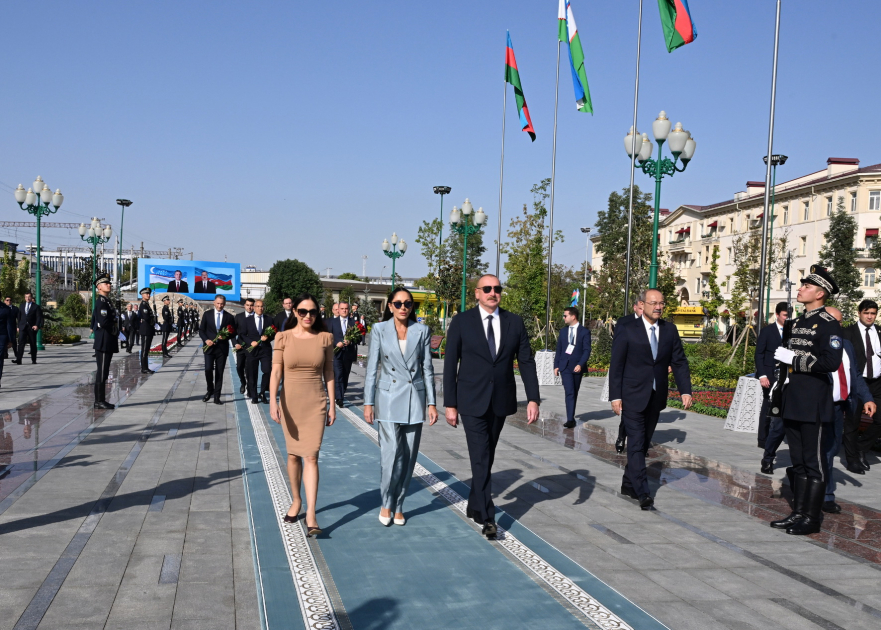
337, 272, 360, 280
264, 259, 323, 314
61, 293, 88, 323
338, 285, 355, 305
819, 195, 863, 320
15, 258, 31, 304
699, 246, 725, 315
0, 244, 17, 300
322, 288, 335, 314
73, 255, 96, 292
656, 260, 678, 319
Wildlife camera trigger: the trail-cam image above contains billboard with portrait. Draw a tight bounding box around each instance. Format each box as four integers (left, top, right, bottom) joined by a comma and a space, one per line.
137, 259, 240, 300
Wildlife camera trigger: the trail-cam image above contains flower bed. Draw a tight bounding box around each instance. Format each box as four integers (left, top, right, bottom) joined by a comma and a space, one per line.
668, 388, 733, 419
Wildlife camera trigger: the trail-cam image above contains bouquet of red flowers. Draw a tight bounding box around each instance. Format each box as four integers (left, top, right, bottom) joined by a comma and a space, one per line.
202, 324, 235, 353
246, 324, 279, 353
334, 322, 366, 354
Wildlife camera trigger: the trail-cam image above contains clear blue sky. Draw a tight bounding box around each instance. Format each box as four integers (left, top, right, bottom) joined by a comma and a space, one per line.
0, 1, 877, 280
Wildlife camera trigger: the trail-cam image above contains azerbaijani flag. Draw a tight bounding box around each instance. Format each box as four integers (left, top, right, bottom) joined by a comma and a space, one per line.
558, 0, 592, 114
505, 31, 536, 141
570, 287, 580, 307
658, 0, 698, 53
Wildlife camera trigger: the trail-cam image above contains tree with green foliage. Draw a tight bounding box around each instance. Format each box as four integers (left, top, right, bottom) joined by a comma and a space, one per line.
337, 272, 360, 281
656, 260, 679, 319
0, 244, 18, 301
699, 246, 725, 316
264, 259, 323, 314
338, 285, 355, 305
60, 293, 88, 324
819, 196, 863, 321
73, 255, 96, 292
322, 288, 335, 314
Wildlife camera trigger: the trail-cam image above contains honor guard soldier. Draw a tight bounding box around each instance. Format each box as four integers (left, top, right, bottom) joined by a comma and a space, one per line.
176, 299, 186, 347
770, 265, 843, 535
160, 296, 173, 357
138, 288, 156, 374
93, 275, 119, 409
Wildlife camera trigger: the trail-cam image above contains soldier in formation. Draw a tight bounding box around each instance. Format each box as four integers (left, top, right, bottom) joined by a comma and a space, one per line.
92, 275, 119, 409
138, 288, 156, 374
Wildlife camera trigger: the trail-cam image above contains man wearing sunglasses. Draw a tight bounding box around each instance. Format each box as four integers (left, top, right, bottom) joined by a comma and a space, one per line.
443, 274, 541, 539
327, 301, 362, 407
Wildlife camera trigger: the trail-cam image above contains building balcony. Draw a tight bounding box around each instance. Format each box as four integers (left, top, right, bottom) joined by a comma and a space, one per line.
854, 248, 877, 260
699, 233, 719, 243
667, 239, 692, 252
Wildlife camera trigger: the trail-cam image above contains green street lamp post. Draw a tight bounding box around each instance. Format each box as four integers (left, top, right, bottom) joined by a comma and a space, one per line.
116, 199, 132, 291
381, 233, 407, 290
79, 218, 113, 336
762, 154, 787, 318
624, 112, 697, 288
449, 199, 487, 312
433, 186, 451, 330
14, 177, 64, 351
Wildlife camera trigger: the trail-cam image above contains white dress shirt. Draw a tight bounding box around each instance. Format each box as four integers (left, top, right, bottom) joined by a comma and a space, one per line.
857, 322, 881, 379
832, 349, 851, 402
480, 306, 501, 354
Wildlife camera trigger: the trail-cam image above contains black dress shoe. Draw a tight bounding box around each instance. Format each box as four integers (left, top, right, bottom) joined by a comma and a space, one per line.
615, 438, 625, 454
202, 393, 213, 403
822, 501, 842, 514
261, 393, 271, 404
761, 460, 774, 474
31, 360, 36, 364
213, 398, 223, 405
858, 452, 871, 471
639, 494, 654, 510
482, 520, 497, 539
563, 420, 576, 429
335, 399, 344, 408
620, 485, 639, 500
251, 397, 259, 404
10, 360, 20, 365
846, 464, 866, 475
239, 384, 246, 394
93, 401, 115, 409
141, 369, 155, 374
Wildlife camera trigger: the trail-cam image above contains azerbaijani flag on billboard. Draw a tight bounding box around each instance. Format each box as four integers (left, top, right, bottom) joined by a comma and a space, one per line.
195, 267, 233, 291
505, 31, 536, 141
658, 0, 698, 53
558, 0, 593, 114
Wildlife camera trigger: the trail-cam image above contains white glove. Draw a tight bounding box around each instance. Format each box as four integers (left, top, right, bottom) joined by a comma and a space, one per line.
774, 347, 795, 365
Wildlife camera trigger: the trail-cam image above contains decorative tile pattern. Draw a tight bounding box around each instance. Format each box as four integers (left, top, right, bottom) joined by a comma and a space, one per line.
535, 350, 562, 386
340, 407, 634, 630
245, 400, 341, 630
723, 376, 761, 433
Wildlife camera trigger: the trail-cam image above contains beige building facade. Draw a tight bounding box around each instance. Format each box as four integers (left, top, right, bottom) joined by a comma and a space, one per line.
591, 157, 881, 322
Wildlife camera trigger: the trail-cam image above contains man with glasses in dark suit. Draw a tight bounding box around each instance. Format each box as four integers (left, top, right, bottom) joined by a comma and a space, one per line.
443, 274, 541, 539
14, 292, 43, 364
327, 301, 361, 406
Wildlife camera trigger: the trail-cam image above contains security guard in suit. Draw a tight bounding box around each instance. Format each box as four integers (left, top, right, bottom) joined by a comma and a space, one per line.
176, 299, 187, 347
770, 265, 843, 536
93, 275, 119, 409
160, 296, 173, 357
138, 288, 156, 374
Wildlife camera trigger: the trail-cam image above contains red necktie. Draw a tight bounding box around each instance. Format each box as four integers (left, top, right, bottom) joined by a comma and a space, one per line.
837, 362, 848, 400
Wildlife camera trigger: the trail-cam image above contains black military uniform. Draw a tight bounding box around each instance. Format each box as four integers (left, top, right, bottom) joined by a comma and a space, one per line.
93, 275, 119, 409
176, 300, 186, 347
138, 288, 156, 374
771, 266, 843, 536
160, 297, 173, 357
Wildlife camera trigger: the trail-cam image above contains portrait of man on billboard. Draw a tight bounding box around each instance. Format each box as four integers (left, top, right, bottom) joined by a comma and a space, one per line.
194, 270, 216, 294
166, 270, 189, 293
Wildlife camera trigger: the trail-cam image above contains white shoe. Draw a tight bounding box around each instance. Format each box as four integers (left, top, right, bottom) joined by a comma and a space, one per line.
378, 513, 392, 526
393, 515, 406, 526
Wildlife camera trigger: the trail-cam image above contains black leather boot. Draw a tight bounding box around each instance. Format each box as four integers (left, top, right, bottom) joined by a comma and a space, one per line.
771, 474, 807, 529
787, 477, 824, 535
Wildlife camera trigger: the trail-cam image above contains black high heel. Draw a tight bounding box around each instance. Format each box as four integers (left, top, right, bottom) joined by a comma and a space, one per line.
306, 522, 322, 537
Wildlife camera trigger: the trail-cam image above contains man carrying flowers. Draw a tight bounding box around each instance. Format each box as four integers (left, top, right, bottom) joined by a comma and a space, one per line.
199, 295, 237, 405
243, 299, 276, 404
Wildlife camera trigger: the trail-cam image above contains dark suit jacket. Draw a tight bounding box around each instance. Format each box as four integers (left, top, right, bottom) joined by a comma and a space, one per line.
166, 280, 189, 293
242, 313, 273, 359
842, 321, 881, 377
193, 279, 216, 293
841, 339, 874, 417
0, 304, 16, 344
234, 312, 252, 347
199, 309, 236, 357
609, 317, 692, 412
17, 302, 43, 330
328, 316, 361, 362
754, 322, 783, 380
443, 307, 540, 417
614, 313, 640, 333
274, 311, 293, 332
554, 325, 592, 371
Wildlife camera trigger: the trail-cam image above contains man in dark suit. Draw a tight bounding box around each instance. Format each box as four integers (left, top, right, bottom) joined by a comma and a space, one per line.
327, 300, 361, 406
137, 288, 156, 373
841, 299, 881, 474
274, 297, 293, 332
194, 271, 216, 294
0, 294, 16, 386
166, 270, 189, 293
611, 300, 643, 453
92, 275, 119, 409
14, 292, 43, 364
199, 295, 236, 404
554, 306, 592, 429
243, 299, 273, 404
234, 298, 255, 394
3, 297, 18, 360
609, 288, 692, 509
756, 302, 790, 471
443, 274, 541, 539
130, 304, 141, 349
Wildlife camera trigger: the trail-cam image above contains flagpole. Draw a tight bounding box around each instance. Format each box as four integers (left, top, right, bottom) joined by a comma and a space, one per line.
623, 0, 643, 317
756, 0, 781, 331
544, 38, 562, 352
497, 36, 507, 279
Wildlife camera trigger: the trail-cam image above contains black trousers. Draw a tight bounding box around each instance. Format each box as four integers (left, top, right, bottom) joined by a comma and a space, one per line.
843, 377, 881, 463
204, 352, 228, 398
140, 333, 154, 371
621, 389, 665, 497
16, 328, 38, 362
246, 352, 271, 398
236, 348, 248, 386
124, 329, 133, 353
95, 351, 114, 402
0, 335, 8, 380
161, 330, 170, 353
560, 370, 583, 423
784, 419, 828, 480
333, 355, 354, 402
461, 409, 507, 523
757, 385, 771, 445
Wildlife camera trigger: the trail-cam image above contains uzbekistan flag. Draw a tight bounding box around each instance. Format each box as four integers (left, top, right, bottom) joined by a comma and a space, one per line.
658, 0, 698, 53
505, 31, 536, 141
558, 0, 593, 114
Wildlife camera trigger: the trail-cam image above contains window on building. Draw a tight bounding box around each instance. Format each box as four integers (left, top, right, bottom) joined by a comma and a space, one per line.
779, 275, 786, 290
867, 235, 877, 250
851, 192, 857, 213
696, 278, 700, 294
783, 205, 789, 224
826, 197, 833, 216
800, 236, 807, 256
870, 191, 881, 212
729, 218, 734, 233
727, 247, 732, 264
865, 267, 876, 288
803, 201, 810, 221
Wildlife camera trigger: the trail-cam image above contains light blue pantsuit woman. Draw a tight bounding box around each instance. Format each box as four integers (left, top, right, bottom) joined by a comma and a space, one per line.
364, 320, 436, 512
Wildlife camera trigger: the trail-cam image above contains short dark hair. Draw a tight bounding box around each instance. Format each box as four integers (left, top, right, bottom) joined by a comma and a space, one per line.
382, 287, 417, 322
775, 302, 789, 315
24, 291, 32, 296
214, 295, 226, 303
244, 297, 255, 305
564, 306, 580, 320
174, 270, 182, 275
858, 299, 879, 313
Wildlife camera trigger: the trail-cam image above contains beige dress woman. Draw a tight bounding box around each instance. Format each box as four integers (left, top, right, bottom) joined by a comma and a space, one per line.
273, 330, 334, 457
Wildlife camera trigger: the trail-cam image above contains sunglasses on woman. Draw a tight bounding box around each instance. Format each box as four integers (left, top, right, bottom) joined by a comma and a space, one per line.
297, 308, 319, 317
479, 285, 503, 294
391, 300, 413, 309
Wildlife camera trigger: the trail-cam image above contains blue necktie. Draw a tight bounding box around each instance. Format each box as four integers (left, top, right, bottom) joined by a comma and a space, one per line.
650, 325, 658, 390
569, 327, 575, 345
216, 312, 221, 331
